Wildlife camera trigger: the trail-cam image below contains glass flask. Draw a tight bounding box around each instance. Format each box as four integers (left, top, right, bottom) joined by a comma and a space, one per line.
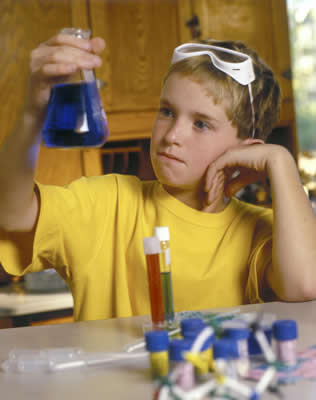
42, 28, 109, 148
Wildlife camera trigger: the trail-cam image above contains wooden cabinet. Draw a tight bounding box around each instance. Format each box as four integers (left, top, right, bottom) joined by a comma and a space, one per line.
0, 0, 297, 187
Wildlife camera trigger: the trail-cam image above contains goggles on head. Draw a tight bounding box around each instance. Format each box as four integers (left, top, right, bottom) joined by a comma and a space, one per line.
171, 43, 256, 138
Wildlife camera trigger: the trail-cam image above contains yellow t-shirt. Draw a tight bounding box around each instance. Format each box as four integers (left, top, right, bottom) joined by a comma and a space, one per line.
1, 174, 273, 321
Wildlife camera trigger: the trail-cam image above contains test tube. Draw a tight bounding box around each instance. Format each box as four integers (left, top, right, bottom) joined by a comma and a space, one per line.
154, 226, 175, 327
143, 236, 165, 329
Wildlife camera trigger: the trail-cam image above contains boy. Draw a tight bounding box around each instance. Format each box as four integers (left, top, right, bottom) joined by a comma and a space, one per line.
0, 33, 316, 322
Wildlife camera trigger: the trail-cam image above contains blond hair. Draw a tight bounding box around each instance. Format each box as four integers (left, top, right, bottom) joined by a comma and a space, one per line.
163, 39, 281, 140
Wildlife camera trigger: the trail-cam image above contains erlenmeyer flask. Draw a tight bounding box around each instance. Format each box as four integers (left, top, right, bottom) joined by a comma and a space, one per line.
42, 28, 109, 148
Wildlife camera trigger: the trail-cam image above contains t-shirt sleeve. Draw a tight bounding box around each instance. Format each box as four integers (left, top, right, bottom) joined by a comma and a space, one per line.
245, 209, 276, 303
0, 174, 119, 283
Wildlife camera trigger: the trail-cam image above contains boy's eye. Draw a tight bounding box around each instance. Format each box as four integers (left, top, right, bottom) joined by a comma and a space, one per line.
194, 119, 209, 130
159, 107, 173, 117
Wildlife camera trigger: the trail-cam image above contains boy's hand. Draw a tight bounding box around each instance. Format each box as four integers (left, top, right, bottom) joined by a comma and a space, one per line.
25, 33, 105, 117
203, 142, 281, 211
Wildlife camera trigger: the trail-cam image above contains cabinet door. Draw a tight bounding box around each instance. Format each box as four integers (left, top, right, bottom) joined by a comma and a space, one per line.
88, 0, 181, 141
0, 0, 73, 145
0, 0, 85, 185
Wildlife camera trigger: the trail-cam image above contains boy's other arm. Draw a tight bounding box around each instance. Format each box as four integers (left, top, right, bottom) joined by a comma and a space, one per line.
265, 146, 316, 301
204, 143, 316, 302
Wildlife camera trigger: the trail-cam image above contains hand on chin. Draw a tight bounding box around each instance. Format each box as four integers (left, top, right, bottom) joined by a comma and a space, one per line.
202, 170, 228, 213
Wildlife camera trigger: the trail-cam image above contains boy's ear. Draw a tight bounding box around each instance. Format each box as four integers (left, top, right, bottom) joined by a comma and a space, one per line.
241, 138, 264, 146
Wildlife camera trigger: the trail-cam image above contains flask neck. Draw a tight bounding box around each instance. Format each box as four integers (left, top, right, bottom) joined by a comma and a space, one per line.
60, 28, 96, 83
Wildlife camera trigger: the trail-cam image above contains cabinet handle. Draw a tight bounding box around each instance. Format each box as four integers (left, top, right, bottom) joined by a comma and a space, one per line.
186, 15, 201, 39
281, 68, 292, 81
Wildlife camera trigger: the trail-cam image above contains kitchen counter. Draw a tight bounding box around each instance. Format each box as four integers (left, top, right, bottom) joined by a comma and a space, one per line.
0, 282, 73, 328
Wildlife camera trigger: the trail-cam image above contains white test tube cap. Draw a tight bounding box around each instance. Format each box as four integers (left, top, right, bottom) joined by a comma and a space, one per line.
154, 226, 170, 241
143, 236, 161, 255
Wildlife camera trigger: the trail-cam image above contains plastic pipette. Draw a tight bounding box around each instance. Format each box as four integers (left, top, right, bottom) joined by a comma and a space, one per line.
1, 349, 147, 374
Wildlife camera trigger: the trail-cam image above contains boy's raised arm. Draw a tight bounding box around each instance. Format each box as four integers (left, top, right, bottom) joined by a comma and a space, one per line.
0, 33, 105, 233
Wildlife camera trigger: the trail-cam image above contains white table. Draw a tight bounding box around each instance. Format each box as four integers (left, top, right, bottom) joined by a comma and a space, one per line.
0, 301, 316, 399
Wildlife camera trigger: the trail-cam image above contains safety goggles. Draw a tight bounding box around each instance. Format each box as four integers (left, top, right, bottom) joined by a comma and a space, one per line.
171, 43, 256, 137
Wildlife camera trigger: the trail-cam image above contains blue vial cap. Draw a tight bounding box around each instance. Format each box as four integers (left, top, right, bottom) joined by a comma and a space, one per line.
273, 320, 298, 341
222, 320, 250, 340
169, 339, 193, 361
145, 330, 169, 352
213, 339, 239, 360
180, 318, 206, 336
250, 391, 260, 400
248, 329, 273, 355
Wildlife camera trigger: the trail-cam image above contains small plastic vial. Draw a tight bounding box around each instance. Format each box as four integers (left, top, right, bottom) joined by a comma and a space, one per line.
273, 319, 298, 367
180, 318, 209, 365
212, 339, 240, 398
221, 320, 250, 376
145, 330, 169, 379
182, 330, 214, 377
213, 339, 239, 378
169, 339, 195, 390
239, 312, 276, 357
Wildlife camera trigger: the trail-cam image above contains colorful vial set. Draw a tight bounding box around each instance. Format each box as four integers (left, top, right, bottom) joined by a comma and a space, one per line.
142, 315, 299, 399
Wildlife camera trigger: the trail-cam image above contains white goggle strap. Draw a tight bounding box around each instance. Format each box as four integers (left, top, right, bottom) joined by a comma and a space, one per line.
248, 83, 255, 138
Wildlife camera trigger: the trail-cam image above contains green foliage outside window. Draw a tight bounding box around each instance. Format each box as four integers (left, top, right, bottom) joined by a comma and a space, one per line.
287, 1, 316, 150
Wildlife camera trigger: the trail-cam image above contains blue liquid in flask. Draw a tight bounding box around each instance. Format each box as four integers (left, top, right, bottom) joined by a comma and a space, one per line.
42, 81, 109, 148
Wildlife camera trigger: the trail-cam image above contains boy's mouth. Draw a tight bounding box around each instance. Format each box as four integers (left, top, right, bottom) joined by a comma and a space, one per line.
158, 151, 184, 163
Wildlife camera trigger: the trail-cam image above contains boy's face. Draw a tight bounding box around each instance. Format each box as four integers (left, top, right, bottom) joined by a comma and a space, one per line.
150, 73, 243, 204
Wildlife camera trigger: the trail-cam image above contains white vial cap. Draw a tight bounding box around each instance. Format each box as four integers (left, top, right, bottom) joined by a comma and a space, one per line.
154, 226, 170, 241
143, 236, 161, 255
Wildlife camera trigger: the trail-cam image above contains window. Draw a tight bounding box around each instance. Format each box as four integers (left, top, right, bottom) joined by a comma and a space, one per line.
287, 1, 316, 151
287, 1, 316, 199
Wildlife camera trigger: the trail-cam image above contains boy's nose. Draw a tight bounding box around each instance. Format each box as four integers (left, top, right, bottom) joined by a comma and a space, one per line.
163, 119, 185, 145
